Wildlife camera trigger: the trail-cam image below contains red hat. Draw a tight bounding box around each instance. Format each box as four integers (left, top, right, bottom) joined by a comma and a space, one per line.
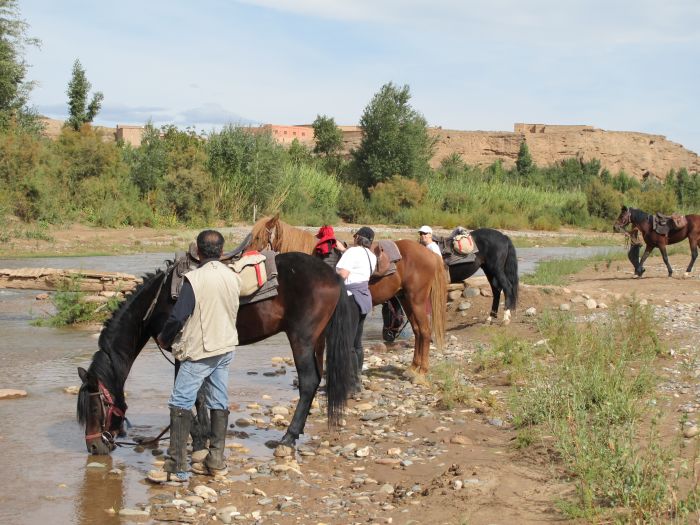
315, 225, 336, 243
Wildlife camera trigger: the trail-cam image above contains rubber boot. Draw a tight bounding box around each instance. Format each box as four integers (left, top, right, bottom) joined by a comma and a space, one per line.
192, 409, 229, 477
351, 346, 364, 397
147, 407, 191, 483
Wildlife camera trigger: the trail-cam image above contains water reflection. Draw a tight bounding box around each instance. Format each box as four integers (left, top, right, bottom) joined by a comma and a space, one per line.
75, 456, 123, 525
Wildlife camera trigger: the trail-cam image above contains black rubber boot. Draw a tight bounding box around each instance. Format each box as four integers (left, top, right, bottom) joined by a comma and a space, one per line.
205, 409, 229, 471
164, 407, 192, 474
352, 346, 364, 394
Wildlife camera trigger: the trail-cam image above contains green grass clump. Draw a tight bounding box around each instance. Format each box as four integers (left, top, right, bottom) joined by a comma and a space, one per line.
33, 276, 122, 327
429, 359, 474, 409
508, 305, 700, 521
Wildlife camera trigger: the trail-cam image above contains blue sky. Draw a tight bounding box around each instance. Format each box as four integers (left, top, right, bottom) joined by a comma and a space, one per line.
19, 0, 700, 153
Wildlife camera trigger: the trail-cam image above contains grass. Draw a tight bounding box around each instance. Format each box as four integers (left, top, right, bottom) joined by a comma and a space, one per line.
505, 305, 700, 522
32, 275, 123, 327
522, 252, 629, 286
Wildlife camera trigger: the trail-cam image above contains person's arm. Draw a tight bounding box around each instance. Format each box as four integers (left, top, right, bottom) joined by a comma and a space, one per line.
156, 280, 195, 348
336, 249, 351, 279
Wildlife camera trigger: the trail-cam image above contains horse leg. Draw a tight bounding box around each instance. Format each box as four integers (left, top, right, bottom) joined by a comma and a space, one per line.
190, 387, 210, 454
278, 338, 321, 447
491, 267, 515, 325
637, 247, 652, 277
658, 244, 673, 277
686, 239, 698, 276
400, 295, 431, 380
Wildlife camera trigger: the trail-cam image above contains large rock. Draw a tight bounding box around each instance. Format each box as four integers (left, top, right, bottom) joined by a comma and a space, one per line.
0, 389, 27, 399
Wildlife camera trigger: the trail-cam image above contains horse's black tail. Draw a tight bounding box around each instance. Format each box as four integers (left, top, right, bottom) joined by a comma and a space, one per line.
324, 279, 356, 427
505, 237, 519, 310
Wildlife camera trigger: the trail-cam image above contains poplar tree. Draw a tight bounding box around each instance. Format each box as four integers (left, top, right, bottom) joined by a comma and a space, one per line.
0, 0, 41, 131
66, 59, 103, 130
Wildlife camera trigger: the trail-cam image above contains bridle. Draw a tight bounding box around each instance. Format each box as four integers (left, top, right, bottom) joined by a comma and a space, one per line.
85, 380, 127, 448
614, 209, 632, 232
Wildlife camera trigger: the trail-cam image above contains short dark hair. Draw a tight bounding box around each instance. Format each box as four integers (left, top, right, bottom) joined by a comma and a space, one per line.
196, 230, 224, 259
354, 226, 374, 248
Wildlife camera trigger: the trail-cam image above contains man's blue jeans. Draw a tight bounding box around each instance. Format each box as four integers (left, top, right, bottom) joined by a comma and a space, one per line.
169, 352, 233, 410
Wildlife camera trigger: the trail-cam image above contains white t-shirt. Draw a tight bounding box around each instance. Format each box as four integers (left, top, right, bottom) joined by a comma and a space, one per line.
425, 241, 441, 256
336, 246, 377, 285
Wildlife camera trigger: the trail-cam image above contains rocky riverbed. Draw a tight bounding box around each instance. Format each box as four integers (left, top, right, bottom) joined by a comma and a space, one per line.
82, 252, 699, 524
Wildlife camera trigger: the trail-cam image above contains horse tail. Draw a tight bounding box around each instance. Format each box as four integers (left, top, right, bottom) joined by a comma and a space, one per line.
324, 279, 355, 426
429, 254, 447, 351
505, 237, 519, 310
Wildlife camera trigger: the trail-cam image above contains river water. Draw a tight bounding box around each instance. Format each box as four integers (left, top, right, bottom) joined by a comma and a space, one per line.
0, 245, 621, 524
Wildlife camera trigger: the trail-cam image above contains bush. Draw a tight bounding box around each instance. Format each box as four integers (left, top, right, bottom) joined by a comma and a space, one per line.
586, 179, 621, 220
559, 195, 590, 226
156, 166, 215, 225
278, 164, 341, 224
368, 175, 426, 221
337, 183, 367, 223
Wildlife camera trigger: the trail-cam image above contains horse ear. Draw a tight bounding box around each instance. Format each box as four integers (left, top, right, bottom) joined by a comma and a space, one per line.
78, 367, 88, 383
621, 205, 627, 211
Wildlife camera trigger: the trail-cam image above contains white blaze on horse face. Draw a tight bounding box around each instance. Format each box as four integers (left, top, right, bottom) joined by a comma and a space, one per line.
503, 309, 511, 325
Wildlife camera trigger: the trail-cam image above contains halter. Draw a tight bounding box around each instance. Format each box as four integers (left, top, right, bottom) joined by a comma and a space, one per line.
84, 380, 127, 447
614, 208, 632, 232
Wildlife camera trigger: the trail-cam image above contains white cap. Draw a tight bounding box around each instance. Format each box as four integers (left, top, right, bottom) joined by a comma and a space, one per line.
418, 225, 432, 234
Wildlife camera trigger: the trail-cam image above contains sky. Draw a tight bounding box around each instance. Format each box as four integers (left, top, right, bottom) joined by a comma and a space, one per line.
18, 0, 700, 153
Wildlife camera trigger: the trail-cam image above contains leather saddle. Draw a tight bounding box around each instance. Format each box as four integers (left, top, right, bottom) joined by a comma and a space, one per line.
653, 212, 687, 235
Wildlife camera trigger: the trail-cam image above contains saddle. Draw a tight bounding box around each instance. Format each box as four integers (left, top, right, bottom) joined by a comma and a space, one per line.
436, 227, 479, 267
652, 212, 687, 235
171, 239, 279, 304
370, 240, 402, 278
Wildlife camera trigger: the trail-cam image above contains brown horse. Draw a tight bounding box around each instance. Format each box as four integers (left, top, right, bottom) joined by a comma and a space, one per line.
613, 205, 700, 277
247, 216, 447, 377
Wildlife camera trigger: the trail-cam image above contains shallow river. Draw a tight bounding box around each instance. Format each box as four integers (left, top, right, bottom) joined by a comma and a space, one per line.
0, 245, 621, 524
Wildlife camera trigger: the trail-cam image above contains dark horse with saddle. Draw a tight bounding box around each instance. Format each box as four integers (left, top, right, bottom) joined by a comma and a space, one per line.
77, 235, 358, 455
614, 205, 700, 277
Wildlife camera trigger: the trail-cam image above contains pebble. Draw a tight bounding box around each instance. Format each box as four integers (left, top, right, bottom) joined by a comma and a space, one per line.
194, 485, 218, 501
118, 508, 149, 517
585, 299, 597, 309
355, 446, 371, 457
559, 303, 571, 311
378, 484, 395, 494
216, 505, 240, 524
684, 426, 700, 438
525, 307, 537, 316
450, 435, 471, 445
274, 445, 294, 457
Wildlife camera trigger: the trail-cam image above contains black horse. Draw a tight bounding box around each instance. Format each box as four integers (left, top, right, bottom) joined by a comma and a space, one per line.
445, 228, 519, 324
77, 252, 356, 455
614, 205, 700, 277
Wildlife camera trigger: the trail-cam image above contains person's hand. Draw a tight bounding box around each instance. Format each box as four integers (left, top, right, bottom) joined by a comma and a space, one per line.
156, 335, 168, 349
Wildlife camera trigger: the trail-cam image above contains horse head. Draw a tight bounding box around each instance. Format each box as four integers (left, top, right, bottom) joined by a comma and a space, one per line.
76, 267, 174, 454
77, 355, 126, 455
249, 214, 281, 251
613, 205, 631, 233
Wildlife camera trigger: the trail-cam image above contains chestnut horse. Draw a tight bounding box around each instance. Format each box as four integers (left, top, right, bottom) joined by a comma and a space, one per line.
247, 216, 447, 377
613, 205, 700, 277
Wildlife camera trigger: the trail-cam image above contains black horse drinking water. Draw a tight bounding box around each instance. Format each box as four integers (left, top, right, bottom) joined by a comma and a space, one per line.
614, 205, 700, 277
77, 252, 356, 455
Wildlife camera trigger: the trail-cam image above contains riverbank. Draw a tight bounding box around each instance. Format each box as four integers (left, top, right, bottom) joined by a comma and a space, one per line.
0, 220, 620, 258
128, 254, 700, 523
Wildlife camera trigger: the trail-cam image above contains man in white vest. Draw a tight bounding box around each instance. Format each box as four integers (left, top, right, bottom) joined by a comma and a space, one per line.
147, 230, 241, 483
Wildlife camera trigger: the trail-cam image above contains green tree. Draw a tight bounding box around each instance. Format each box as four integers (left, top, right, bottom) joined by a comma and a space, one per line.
352, 82, 434, 190
66, 59, 103, 131
312, 114, 343, 157
515, 140, 533, 178
0, 0, 41, 132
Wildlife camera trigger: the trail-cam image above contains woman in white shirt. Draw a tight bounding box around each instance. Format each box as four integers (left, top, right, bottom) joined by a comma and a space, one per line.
336, 226, 377, 395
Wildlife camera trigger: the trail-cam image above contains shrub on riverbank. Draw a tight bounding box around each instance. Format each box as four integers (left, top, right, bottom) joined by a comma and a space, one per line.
1, 121, 696, 231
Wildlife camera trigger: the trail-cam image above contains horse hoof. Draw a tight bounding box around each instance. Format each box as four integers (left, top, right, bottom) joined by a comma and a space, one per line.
410, 373, 430, 387
484, 316, 492, 325
403, 367, 418, 379
684, 272, 690, 278
503, 310, 511, 325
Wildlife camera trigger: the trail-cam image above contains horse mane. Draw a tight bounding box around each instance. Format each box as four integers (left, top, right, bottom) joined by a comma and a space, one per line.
77, 269, 166, 426
98, 270, 164, 352
251, 216, 316, 253
629, 207, 650, 224
275, 219, 316, 253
